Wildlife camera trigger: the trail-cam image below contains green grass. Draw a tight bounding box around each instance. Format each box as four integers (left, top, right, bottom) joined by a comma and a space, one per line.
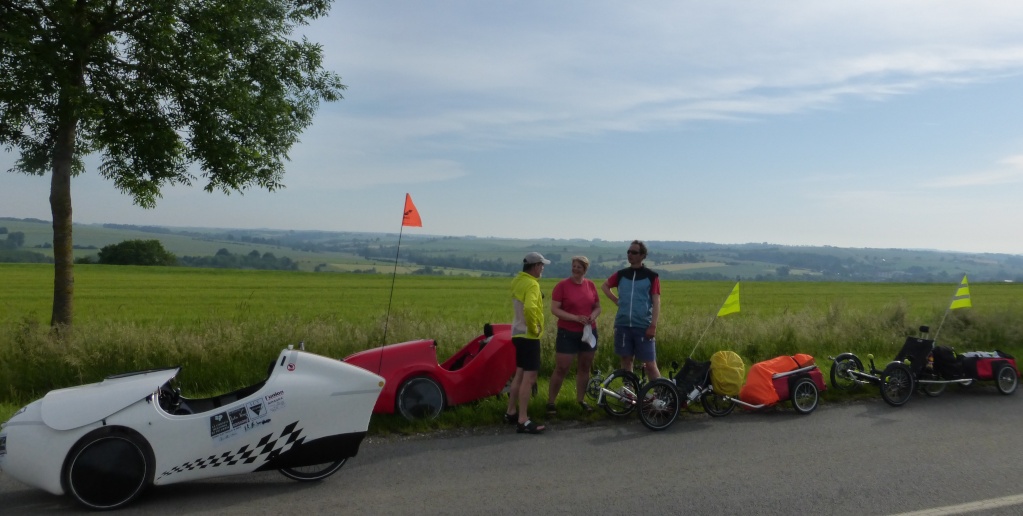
2, 264, 1022, 429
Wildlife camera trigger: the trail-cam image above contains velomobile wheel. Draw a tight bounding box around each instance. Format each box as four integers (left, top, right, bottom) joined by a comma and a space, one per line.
64, 431, 152, 510
830, 354, 863, 391
600, 369, 640, 417
280, 458, 348, 481
700, 390, 735, 417
397, 376, 445, 420
995, 364, 1018, 395
880, 362, 914, 407
638, 379, 681, 431
790, 377, 819, 415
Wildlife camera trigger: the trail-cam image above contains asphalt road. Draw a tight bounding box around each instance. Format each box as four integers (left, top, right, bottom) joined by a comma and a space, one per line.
4, 386, 1023, 515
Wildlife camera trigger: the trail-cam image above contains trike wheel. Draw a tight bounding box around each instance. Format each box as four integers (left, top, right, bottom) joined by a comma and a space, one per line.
790, 377, 819, 415
397, 376, 445, 420
830, 353, 863, 391
639, 379, 681, 431
600, 369, 640, 417
700, 390, 735, 417
585, 372, 603, 401
919, 373, 947, 397
64, 430, 153, 510
995, 364, 1018, 395
280, 459, 347, 481
880, 362, 914, 407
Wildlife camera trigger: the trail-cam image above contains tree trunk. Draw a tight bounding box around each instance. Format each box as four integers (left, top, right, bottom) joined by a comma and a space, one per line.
50, 119, 76, 328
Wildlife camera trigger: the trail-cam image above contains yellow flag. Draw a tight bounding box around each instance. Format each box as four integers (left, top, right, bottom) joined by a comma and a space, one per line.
717, 282, 740, 317
949, 274, 971, 310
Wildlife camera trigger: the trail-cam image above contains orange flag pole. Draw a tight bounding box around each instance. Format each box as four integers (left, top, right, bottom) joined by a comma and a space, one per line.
383, 194, 422, 349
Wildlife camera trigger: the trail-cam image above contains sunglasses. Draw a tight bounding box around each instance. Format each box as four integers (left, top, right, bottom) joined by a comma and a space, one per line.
627, 250, 641, 255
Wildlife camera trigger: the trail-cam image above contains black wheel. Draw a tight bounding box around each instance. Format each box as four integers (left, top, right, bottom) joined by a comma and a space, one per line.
995, 364, 1018, 395
397, 376, 445, 420
880, 362, 914, 407
919, 373, 947, 397
280, 459, 348, 481
790, 378, 819, 415
700, 390, 735, 417
638, 379, 681, 431
830, 354, 864, 391
599, 369, 640, 417
64, 430, 153, 510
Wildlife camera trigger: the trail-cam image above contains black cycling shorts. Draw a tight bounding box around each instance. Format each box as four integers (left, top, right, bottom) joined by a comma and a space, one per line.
513, 337, 541, 372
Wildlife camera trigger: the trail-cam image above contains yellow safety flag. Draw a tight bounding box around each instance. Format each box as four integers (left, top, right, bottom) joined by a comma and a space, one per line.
717, 282, 740, 317
949, 274, 972, 310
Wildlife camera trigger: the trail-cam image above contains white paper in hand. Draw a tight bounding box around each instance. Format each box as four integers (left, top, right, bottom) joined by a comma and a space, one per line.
582, 324, 597, 349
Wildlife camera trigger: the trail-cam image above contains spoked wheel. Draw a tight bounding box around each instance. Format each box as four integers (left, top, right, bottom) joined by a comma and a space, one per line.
64, 430, 153, 510
830, 354, 864, 391
880, 362, 915, 407
700, 390, 735, 417
599, 369, 641, 417
918, 373, 947, 397
638, 379, 681, 431
790, 378, 819, 415
995, 364, 1018, 395
280, 459, 348, 481
397, 376, 445, 420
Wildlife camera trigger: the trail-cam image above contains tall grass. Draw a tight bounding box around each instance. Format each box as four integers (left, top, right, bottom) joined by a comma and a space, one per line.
2, 264, 1021, 429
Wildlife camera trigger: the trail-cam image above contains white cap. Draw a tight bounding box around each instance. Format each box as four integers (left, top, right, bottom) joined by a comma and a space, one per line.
523, 252, 551, 265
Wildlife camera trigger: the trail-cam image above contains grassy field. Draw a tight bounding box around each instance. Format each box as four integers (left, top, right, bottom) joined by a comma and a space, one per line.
2, 263, 1021, 430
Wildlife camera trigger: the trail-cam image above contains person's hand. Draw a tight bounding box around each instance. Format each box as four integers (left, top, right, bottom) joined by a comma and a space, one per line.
577, 315, 590, 325
645, 324, 656, 339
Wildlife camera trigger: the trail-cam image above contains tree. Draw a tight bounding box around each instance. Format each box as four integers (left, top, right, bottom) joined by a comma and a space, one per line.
1, 1, 345, 327
98, 239, 177, 265
5, 231, 25, 248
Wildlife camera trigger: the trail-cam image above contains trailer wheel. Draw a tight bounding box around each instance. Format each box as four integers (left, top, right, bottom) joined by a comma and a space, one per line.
995, 364, 1018, 395
790, 377, 819, 415
880, 362, 914, 407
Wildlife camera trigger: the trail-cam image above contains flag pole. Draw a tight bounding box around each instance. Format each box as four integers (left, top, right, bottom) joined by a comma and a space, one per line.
689, 282, 740, 358
382, 193, 422, 351
382, 224, 404, 345
933, 274, 970, 343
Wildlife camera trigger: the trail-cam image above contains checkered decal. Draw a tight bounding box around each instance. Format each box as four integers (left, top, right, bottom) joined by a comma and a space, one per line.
160, 421, 304, 479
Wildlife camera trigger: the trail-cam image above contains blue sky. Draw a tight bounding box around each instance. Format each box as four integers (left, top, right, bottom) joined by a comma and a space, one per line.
4, 1, 1023, 254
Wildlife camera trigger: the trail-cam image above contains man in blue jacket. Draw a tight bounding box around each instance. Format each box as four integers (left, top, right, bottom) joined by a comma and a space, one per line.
601, 240, 661, 380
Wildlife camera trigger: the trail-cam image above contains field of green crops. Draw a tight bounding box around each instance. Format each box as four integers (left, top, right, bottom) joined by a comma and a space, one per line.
2, 263, 1021, 429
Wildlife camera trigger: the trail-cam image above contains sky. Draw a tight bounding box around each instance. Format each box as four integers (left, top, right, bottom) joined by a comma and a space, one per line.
4, 1, 1023, 255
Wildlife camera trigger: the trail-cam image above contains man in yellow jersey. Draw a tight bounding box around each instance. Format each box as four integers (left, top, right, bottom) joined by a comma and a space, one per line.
505, 252, 549, 434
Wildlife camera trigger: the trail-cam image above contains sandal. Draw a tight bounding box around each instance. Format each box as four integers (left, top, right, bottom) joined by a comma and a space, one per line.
579, 401, 594, 413
546, 403, 557, 415
517, 419, 545, 434
503, 412, 518, 425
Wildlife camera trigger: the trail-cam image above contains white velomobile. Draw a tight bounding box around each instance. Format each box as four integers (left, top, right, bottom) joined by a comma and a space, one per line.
0, 345, 384, 510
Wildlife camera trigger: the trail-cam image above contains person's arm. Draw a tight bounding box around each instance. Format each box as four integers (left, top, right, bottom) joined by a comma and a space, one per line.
589, 281, 602, 321
646, 293, 660, 339
525, 284, 544, 336
601, 280, 618, 306
551, 299, 585, 323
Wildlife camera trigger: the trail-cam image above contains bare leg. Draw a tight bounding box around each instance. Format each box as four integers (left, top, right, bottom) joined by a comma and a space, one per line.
620, 355, 634, 373
506, 368, 523, 415
644, 361, 661, 380
547, 353, 574, 405
519, 370, 541, 426
576, 351, 595, 402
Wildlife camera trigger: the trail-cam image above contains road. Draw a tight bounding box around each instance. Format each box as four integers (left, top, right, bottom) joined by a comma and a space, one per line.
4, 386, 1023, 515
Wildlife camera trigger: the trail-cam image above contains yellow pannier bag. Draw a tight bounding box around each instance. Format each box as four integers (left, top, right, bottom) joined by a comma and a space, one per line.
710, 350, 745, 397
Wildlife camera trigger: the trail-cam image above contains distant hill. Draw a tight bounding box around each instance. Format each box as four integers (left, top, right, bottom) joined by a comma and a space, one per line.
2, 216, 1021, 282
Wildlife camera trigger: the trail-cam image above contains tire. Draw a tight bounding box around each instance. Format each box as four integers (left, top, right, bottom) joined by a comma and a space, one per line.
790, 377, 819, 415
600, 369, 641, 417
280, 459, 348, 481
700, 390, 735, 417
64, 430, 153, 510
830, 354, 864, 391
995, 364, 1018, 395
638, 379, 681, 431
919, 373, 947, 397
397, 376, 445, 420
880, 362, 914, 407
585, 372, 603, 401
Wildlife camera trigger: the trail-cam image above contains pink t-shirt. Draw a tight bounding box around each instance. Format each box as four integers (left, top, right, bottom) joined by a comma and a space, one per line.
551, 278, 599, 332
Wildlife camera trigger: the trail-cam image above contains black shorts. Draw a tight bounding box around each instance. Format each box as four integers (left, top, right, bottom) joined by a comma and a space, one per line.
513, 337, 541, 372
555, 328, 597, 354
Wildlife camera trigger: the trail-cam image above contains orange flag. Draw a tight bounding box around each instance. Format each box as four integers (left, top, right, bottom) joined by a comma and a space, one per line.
402, 193, 422, 227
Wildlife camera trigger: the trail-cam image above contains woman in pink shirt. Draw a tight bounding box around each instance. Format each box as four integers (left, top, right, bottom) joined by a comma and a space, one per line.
547, 256, 602, 413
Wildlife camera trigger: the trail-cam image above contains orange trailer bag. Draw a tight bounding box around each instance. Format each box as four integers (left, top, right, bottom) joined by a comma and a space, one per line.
739, 354, 816, 406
